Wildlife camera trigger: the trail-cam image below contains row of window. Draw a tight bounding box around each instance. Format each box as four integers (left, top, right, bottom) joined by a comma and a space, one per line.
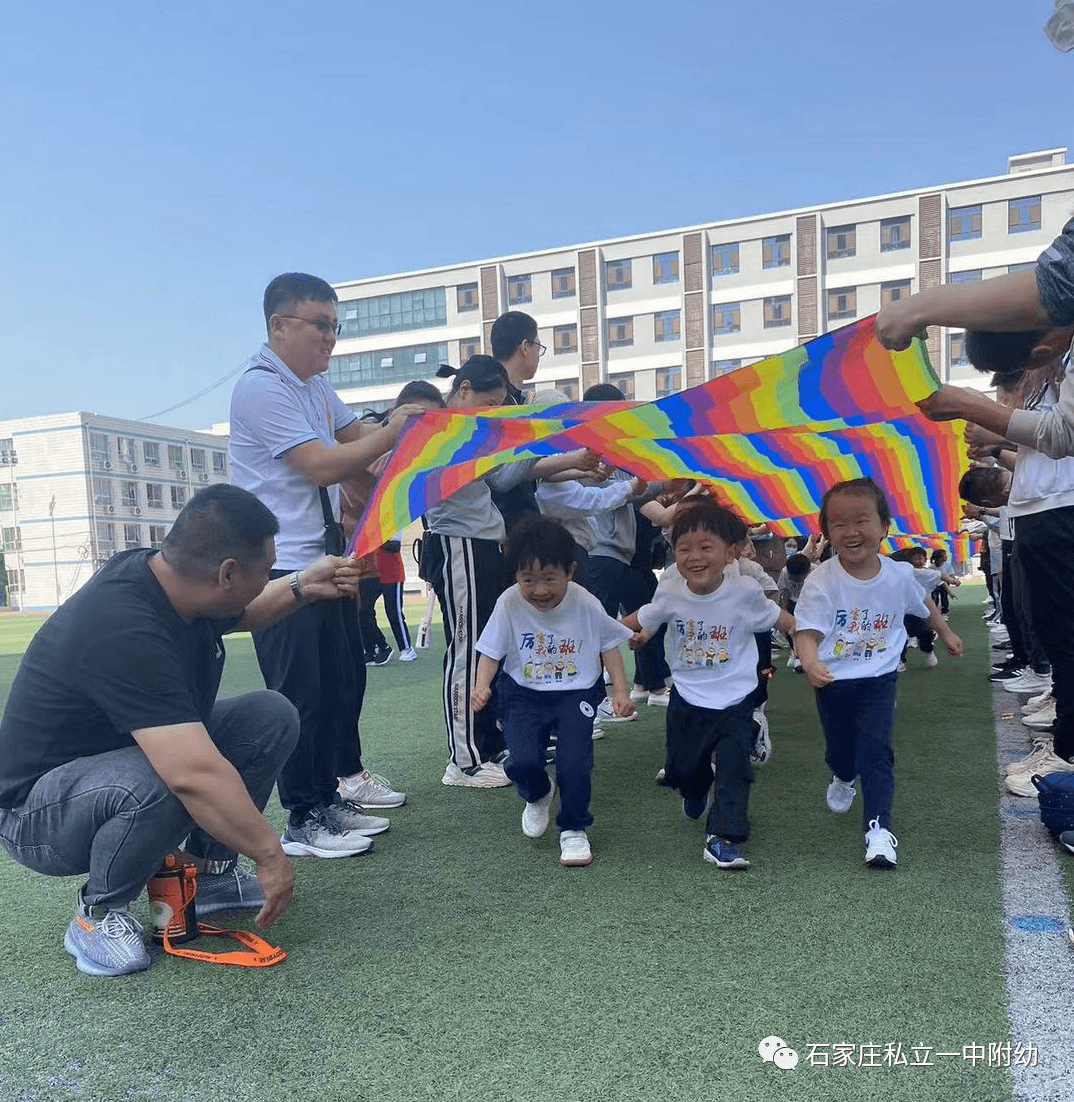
328, 342, 449, 390
337, 288, 446, 338
96, 522, 169, 553
92, 478, 189, 511
89, 433, 226, 477
949, 196, 1042, 242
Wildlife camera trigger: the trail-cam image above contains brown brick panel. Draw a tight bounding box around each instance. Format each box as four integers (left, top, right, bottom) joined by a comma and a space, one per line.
796, 215, 817, 277
684, 232, 703, 292
918, 257, 942, 364
579, 250, 597, 307
480, 266, 500, 320
685, 349, 705, 388
919, 194, 941, 260
797, 276, 817, 339
684, 291, 705, 349
580, 306, 599, 362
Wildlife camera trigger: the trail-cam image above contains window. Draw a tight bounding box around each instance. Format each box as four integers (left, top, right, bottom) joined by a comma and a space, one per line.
880, 216, 911, 252
880, 280, 912, 306
826, 224, 856, 260
654, 310, 681, 342
188, 448, 205, 474
0, 437, 13, 464
948, 269, 982, 284
171, 485, 187, 509
606, 317, 634, 347
948, 204, 982, 241
949, 331, 968, 366
456, 282, 479, 312
551, 267, 576, 299
459, 337, 481, 362
711, 243, 740, 276
762, 234, 791, 269
553, 324, 578, 355
610, 374, 635, 400
149, 525, 168, 549
337, 288, 447, 338
116, 436, 137, 467
1009, 195, 1042, 234
5, 568, 23, 592
826, 288, 856, 321
124, 524, 141, 550
96, 522, 115, 554
212, 451, 227, 476
711, 359, 741, 378
0, 484, 16, 511
656, 367, 682, 398
764, 294, 793, 328
121, 482, 139, 509
606, 259, 632, 290
1009, 261, 1037, 274
507, 274, 532, 305
89, 431, 110, 468
167, 445, 184, 471
554, 380, 580, 401
143, 441, 161, 468
93, 477, 113, 507
330, 341, 449, 389
146, 483, 164, 510
652, 251, 680, 284
712, 302, 741, 335
2, 526, 21, 552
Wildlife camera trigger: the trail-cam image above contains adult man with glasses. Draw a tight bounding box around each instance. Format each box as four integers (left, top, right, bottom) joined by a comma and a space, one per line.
229, 273, 424, 859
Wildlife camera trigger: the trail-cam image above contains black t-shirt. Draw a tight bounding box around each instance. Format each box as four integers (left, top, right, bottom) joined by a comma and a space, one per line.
492, 379, 539, 535
0, 550, 238, 808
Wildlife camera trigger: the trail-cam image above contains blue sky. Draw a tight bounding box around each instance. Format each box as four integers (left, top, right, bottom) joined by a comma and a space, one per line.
2, 0, 1070, 429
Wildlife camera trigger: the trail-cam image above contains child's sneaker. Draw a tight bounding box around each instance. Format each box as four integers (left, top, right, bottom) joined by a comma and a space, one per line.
682, 794, 707, 820
522, 779, 556, 837
826, 775, 857, 813
398, 647, 418, 662
750, 708, 772, 765
559, 830, 593, 867
925, 651, 938, 668
596, 698, 636, 723
864, 819, 898, 868
629, 686, 650, 703
646, 690, 671, 708
703, 836, 750, 869
64, 899, 151, 978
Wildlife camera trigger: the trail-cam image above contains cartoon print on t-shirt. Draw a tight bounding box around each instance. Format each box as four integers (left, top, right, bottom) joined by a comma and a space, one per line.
518, 628, 586, 685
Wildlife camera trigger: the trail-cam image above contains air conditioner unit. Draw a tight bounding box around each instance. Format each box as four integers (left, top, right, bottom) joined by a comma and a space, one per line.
103, 461, 113, 471
107, 505, 116, 514
200, 472, 210, 482
134, 507, 142, 516
128, 463, 138, 473
178, 470, 188, 480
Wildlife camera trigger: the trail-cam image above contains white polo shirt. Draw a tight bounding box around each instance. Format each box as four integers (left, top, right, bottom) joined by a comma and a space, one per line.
228, 345, 357, 570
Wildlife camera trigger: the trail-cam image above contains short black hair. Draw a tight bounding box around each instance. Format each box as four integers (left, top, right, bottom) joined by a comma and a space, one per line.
436, 355, 509, 397
888, 548, 915, 563
396, 380, 444, 408
162, 485, 279, 579
669, 499, 747, 548
490, 311, 538, 359
786, 552, 811, 577
959, 466, 1009, 507
505, 517, 576, 574
263, 273, 337, 332
819, 477, 891, 537
965, 330, 1046, 376
583, 383, 626, 402
930, 548, 947, 566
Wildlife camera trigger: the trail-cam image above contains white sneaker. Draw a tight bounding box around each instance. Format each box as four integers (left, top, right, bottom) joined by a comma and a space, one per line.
907, 636, 919, 649
1005, 754, 1074, 797
559, 830, 593, 867
925, 651, 938, 668
750, 708, 772, 765
1006, 738, 1054, 775
1022, 691, 1054, 714
629, 687, 650, 703
896, 661, 907, 673
522, 779, 556, 837
646, 691, 671, 708
590, 721, 604, 741
864, 819, 898, 868
338, 769, 406, 808
826, 775, 857, 813
597, 697, 637, 722
787, 653, 801, 669
398, 647, 418, 662
1023, 703, 1057, 730
441, 761, 512, 788
1003, 671, 1052, 694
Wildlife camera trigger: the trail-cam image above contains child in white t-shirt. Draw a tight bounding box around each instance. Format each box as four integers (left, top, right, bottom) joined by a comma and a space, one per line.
624, 501, 794, 870
473, 518, 633, 868
794, 478, 964, 869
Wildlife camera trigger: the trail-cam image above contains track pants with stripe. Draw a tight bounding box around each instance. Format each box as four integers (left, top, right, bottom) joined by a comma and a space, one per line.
359, 579, 413, 655
427, 534, 507, 769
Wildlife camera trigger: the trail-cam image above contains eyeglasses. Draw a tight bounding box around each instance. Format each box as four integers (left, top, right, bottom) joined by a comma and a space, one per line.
528, 339, 547, 358
274, 314, 342, 337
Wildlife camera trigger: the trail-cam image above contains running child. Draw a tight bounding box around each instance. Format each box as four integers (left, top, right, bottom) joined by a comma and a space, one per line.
624, 500, 794, 870
472, 518, 634, 867
793, 478, 964, 869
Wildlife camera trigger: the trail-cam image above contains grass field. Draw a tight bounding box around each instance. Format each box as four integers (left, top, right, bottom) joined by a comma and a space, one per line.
0, 590, 1025, 1101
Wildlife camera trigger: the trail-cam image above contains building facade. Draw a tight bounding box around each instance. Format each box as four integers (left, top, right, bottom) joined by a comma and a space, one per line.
0, 413, 229, 611
329, 149, 1074, 413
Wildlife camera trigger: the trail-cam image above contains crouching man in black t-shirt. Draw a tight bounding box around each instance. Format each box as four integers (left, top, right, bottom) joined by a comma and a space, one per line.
0, 484, 361, 977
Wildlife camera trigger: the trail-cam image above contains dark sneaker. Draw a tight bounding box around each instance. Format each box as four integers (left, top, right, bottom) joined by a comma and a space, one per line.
682, 795, 707, 820
703, 837, 750, 870
326, 796, 391, 836
64, 900, 151, 977
368, 647, 394, 667
196, 864, 265, 916
281, 808, 373, 857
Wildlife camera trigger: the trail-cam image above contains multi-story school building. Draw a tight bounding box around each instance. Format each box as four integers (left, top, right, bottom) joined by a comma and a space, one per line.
0, 414, 229, 611
328, 148, 1074, 415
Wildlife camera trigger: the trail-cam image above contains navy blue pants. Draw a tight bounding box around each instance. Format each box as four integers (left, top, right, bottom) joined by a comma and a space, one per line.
499, 677, 603, 832
664, 689, 756, 843
815, 672, 898, 831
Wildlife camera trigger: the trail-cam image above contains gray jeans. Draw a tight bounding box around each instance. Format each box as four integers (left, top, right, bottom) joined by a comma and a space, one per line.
0, 691, 298, 909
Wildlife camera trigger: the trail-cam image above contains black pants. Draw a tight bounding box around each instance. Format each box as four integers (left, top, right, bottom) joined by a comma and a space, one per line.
359, 579, 412, 655
590, 555, 669, 691
1007, 537, 1050, 674
253, 570, 364, 822
664, 689, 755, 843
1015, 508, 1074, 759
900, 614, 934, 660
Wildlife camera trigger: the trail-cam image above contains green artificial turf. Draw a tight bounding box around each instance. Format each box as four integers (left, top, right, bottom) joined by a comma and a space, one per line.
0, 595, 1013, 1102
